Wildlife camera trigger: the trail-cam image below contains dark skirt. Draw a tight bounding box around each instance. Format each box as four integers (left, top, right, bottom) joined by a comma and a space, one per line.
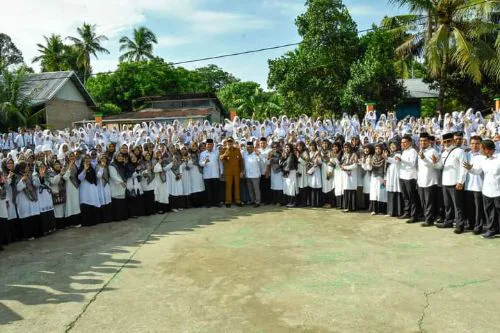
369, 201, 387, 215
55, 217, 66, 230
66, 214, 81, 227
81, 204, 100, 226
127, 195, 144, 218
143, 191, 156, 215
7, 219, 21, 243
111, 198, 128, 222
100, 203, 113, 223
272, 190, 284, 205
189, 191, 205, 208
155, 202, 171, 214
40, 210, 56, 234
335, 195, 343, 209
344, 190, 357, 212
21, 215, 41, 239
0, 218, 8, 245
297, 188, 308, 207
387, 192, 403, 217
356, 187, 365, 210
322, 190, 335, 207
170, 195, 186, 209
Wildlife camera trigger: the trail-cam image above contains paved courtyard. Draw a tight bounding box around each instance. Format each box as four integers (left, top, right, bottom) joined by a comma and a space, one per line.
1, 207, 499, 333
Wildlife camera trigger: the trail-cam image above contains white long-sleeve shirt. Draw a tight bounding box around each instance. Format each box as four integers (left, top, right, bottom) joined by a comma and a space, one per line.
469, 155, 500, 198
243, 152, 261, 179
435, 146, 467, 186
465, 151, 484, 192
417, 147, 439, 187
199, 150, 220, 179
399, 147, 418, 180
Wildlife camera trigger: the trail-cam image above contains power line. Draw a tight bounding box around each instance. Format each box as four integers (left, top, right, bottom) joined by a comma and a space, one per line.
13, 0, 497, 83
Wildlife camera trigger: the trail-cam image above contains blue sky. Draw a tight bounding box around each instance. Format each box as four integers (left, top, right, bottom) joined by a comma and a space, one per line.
2, 0, 408, 88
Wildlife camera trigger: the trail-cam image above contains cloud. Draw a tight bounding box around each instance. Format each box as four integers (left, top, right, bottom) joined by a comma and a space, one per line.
347, 4, 381, 17
0, 0, 271, 71
157, 36, 190, 48
263, 0, 305, 16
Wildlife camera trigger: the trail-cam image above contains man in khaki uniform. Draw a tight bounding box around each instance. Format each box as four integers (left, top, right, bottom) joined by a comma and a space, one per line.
220, 137, 243, 207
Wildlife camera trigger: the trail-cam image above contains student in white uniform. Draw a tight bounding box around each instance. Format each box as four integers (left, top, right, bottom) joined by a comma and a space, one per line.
14, 161, 41, 240
320, 140, 335, 208
48, 160, 66, 229
36, 163, 56, 234
463, 136, 486, 234
96, 155, 113, 222
416, 132, 440, 226
369, 143, 387, 215
78, 155, 101, 226
63, 152, 81, 228
384, 141, 403, 217
109, 153, 128, 221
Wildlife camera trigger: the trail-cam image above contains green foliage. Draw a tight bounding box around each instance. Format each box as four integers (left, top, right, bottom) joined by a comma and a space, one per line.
193, 64, 239, 92
217, 81, 283, 120
341, 28, 406, 113
67, 22, 110, 84
99, 103, 121, 116
86, 58, 211, 112
0, 33, 24, 69
387, 0, 500, 111
119, 27, 158, 62
0, 67, 38, 131
268, 0, 359, 117
420, 98, 438, 117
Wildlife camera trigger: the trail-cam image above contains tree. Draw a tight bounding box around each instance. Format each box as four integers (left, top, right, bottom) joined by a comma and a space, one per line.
67, 22, 110, 84
341, 28, 406, 113
0, 33, 24, 69
119, 27, 158, 62
0, 67, 38, 131
32, 34, 68, 72
268, 0, 359, 117
193, 64, 239, 92
217, 81, 283, 120
387, 0, 500, 111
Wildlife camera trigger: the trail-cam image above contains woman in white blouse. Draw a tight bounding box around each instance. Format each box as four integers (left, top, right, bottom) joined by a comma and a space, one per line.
109, 153, 128, 222
78, 155, 101, 226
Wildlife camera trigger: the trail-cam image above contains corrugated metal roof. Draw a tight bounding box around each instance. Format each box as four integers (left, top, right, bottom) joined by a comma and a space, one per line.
403, 78, 438, 99
19, 71, 96, 107
103, 108, 212, 121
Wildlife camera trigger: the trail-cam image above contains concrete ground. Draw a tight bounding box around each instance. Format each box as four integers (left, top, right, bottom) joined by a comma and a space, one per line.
1, 207, 499, 333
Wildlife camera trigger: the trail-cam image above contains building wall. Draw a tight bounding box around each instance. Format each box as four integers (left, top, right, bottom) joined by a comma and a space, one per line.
45, 99, 93, 129
54, 80, 87, 102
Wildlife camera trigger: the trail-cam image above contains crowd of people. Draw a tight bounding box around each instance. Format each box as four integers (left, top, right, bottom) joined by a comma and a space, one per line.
1, 108, 500, 251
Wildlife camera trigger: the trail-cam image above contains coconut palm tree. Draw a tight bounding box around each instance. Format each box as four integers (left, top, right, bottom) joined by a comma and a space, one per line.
32, 34, 67, 72
385, 0, 500, 111
67, 22, 109, 84
119, 27, 158, 62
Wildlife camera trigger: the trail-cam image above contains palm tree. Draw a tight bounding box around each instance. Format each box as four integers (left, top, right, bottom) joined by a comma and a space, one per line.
119, 27, 158, 62
0, 67, 33, 130
385, 0, 500, 111
32, 34, 67, 72
234, 88, 283, 120
67, 22, 109, 84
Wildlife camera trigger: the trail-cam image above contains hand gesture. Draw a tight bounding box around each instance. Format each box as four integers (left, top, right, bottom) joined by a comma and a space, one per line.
418, 151, 425, 159
463, 162, 473, 170
431, 155, 438, 164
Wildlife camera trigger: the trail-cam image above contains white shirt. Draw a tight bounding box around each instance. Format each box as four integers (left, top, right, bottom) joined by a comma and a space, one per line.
199, 150, 220, 179
417, 147, 439, 187
435, 146, 467, 186
470, 155, 500, 198
399, 147, 418, 180
243, 152, 261, 179
258, 147, 272, 175
465, 151, 484, 192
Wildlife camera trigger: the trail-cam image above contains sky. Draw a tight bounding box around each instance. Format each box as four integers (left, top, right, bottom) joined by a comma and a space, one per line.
0, 0, 408, 89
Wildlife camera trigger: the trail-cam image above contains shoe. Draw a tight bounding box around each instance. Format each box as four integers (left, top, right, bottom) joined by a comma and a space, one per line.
253, 203, 260, 208
421, 222, 434, 227
482, 231, 497, 239
343, 209, 349, 213
398, 215, 410, 220
74, 224, 82, 229
406, 219, 417, 224
286, 203, 296, 208
236, 203, 244, 207
172, 209, 179, 212
454, 228, 464, 234
225, 204, 231, 208
436, 223, 453, 229
473, 228, 483, 235
323, 204, 332, 208
0, 246, 4, 251
370, 212, 376, 215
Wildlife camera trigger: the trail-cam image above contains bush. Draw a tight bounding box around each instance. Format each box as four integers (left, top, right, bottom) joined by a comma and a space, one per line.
99, 103, 121, 116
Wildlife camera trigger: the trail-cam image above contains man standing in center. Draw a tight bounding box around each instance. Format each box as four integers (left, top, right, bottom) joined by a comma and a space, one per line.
220, 137, 243, 207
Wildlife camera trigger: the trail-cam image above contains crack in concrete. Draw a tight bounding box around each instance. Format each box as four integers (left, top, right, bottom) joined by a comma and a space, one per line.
64, 215, 170, 333
417, 276, 497, 333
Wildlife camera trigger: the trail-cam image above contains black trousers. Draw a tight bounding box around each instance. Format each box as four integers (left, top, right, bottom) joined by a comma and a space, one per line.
442, 186, 467, 228
483, 195, 500, 233
418, 185, 437, 223
464, 191, 485, 230
260, 176, 271, 204
204, 178, 219, 207
400, 178, 419, 218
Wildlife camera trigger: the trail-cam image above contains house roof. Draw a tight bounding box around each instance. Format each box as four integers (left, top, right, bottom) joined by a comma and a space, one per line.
19, 71, 97, 108
402, 78, 439, 99
135, 92, 227, 114
103, 108, 212, 122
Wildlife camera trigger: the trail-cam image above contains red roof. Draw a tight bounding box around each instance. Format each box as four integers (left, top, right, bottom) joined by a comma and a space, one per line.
103, 108, 212, 121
